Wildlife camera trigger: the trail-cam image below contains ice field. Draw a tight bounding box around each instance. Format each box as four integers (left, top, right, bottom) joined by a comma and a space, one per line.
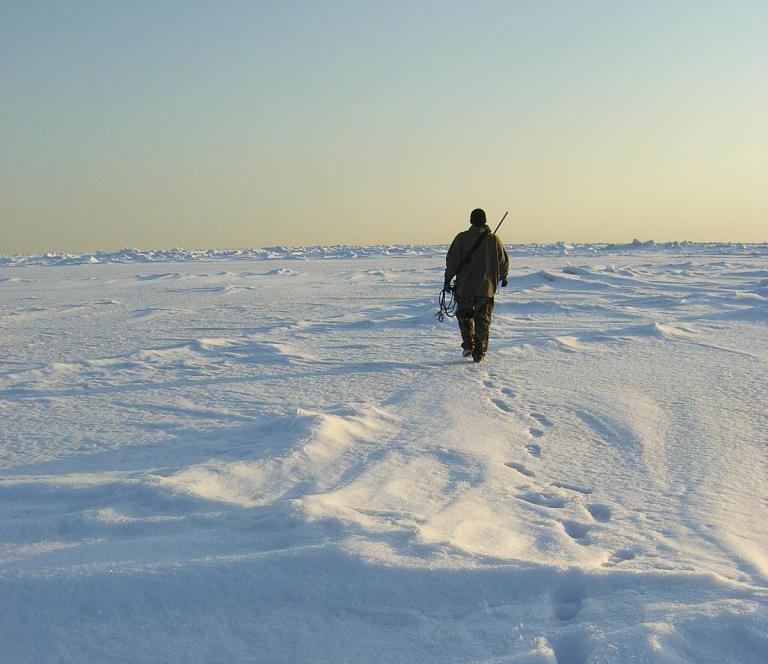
1, 243, 767, 663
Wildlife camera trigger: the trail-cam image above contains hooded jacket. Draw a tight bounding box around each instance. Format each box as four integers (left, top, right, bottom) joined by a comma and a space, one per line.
444, 224, 510, 297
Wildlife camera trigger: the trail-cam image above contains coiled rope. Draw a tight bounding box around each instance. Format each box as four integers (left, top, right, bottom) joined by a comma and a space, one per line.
436, 287, 458, 322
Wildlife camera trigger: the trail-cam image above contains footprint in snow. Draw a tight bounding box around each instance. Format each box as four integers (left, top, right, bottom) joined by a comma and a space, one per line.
505, 462, 535, 477
551, 629, 595, 664
586, 503, 612, 523
530, 412, 553, 428
491, 398, 514, 414
484, 379, 517, 401
528, 427, 545, 438
517, 490, 567, 509
561, 519, 591, 542
552, 568, 588, 622
551, 481, 593, 495
525, 443, 542, 457
609, 548, 637, 564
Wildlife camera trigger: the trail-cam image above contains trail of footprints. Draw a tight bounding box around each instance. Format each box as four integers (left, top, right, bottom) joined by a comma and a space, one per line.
484, 376, 550, 441
483, 371, 634, 572
484, 371, 555, 465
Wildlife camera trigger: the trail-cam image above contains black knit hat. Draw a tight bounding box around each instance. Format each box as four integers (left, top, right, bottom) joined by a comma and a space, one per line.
470, 208, 486, 226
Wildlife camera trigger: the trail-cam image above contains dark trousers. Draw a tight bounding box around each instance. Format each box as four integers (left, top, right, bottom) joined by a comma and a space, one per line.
455, 295, 494, 355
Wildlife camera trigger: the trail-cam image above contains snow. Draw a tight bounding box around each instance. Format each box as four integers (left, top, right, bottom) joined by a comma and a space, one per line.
2, 241, 767, 267
1, 244, 766, 663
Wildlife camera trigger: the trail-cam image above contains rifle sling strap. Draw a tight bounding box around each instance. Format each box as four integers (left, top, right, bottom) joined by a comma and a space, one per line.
454, 228, 491, 280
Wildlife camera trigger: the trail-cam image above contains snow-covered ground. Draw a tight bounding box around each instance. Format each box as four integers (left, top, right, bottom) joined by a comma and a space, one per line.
1, 244, 766, 663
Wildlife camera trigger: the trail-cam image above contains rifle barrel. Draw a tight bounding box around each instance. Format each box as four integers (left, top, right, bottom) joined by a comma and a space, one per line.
493, 211, 509, 234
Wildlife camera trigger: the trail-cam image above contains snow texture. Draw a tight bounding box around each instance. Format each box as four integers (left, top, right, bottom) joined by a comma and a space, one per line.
1, 244, 767, 663
1, 240, 766, 267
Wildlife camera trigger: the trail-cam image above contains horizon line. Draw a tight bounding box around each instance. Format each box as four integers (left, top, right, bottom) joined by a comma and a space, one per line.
3, 238, 767, 258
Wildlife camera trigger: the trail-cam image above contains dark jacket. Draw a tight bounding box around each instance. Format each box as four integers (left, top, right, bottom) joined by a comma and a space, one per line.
444, 224, 510, 297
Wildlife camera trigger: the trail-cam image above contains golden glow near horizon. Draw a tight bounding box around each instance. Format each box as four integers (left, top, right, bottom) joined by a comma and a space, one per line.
1, 1, 766, 253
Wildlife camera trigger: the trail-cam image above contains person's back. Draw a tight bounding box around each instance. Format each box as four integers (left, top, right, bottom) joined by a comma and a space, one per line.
444, 208, 509, 362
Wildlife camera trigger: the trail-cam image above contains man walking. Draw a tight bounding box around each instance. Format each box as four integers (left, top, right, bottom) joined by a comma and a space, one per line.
444, 208, 509, 363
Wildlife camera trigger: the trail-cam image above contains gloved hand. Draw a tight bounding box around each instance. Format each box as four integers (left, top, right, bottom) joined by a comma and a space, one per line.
443, 281, 452, 293
500, 277, 508, 287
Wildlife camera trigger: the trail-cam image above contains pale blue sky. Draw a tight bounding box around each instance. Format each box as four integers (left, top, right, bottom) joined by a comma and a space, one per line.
1, 1, 766, 252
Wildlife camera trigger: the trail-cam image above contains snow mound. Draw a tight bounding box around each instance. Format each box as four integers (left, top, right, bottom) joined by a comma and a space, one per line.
163, 406, 390, 507
640, 322, 697, 339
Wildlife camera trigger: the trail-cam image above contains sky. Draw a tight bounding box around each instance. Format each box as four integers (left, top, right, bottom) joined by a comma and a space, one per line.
1, 1, 766, 253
